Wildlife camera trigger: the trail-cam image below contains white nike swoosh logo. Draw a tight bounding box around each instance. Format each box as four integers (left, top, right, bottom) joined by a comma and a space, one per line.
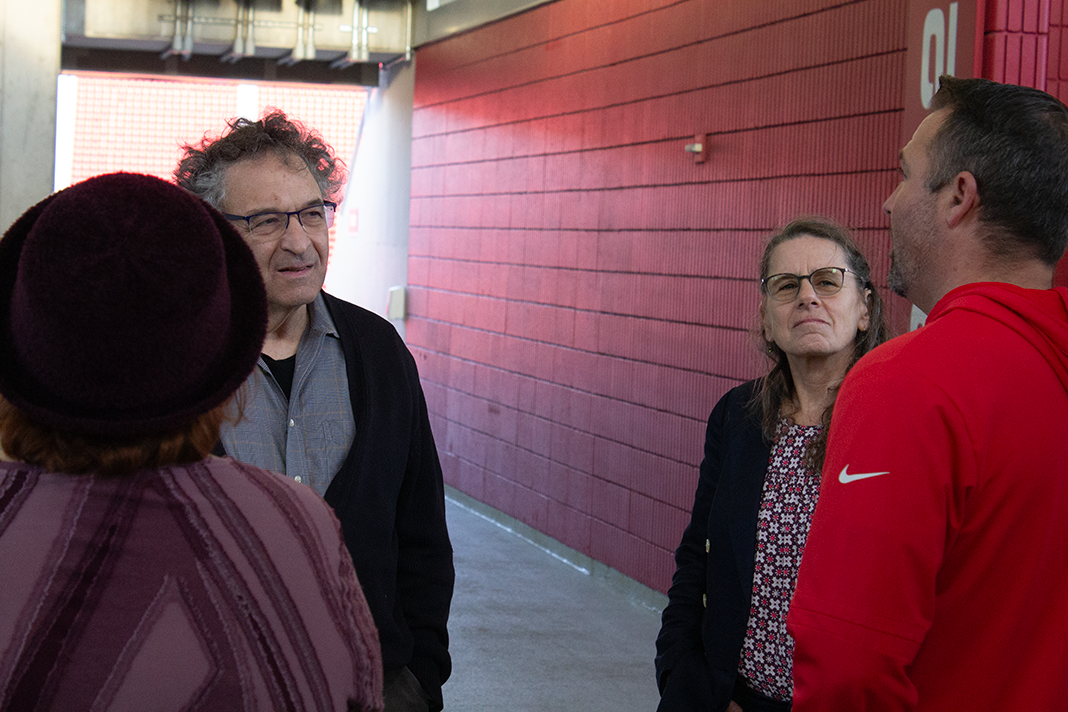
838, 465, 891, 484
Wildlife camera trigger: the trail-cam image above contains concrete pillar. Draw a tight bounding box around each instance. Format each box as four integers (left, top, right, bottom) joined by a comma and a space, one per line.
325, 58, 415, 340
0, 1, 61, 231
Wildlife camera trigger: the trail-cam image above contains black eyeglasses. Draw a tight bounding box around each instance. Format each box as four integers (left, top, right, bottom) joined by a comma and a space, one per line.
224, 202, 337, 240
762, 267, 859, 302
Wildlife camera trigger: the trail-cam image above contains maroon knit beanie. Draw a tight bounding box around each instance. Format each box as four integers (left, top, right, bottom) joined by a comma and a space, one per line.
0, 172, 267, 437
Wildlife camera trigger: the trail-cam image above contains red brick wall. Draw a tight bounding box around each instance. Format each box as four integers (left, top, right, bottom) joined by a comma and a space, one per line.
982, 0, 1068, 285
407, 0, 916, 593
985, 0, 1050, 88
1048, 0, 1067, 95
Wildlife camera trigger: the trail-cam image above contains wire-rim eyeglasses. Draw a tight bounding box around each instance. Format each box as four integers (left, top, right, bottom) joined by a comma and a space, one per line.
762, 267, 860, 302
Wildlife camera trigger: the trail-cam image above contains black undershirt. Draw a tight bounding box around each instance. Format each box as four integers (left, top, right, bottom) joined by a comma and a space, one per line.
262, 353, 296, 400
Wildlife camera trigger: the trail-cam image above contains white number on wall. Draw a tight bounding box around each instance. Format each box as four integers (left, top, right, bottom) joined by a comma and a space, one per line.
922, 2, 959, 108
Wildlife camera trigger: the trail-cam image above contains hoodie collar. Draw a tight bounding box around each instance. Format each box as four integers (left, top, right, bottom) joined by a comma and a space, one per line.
929, 282, 1068, 394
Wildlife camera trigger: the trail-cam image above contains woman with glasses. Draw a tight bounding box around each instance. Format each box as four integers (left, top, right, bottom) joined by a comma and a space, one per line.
655, 217, 888, 712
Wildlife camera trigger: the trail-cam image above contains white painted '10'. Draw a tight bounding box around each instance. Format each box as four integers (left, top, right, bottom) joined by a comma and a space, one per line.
922, 2, 959, 108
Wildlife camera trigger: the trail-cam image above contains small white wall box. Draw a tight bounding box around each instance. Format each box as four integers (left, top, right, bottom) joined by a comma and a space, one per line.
387, 285, 407, 320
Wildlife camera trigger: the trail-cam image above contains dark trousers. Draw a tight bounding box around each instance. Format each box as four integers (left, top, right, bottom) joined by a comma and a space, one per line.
731, 675, 791, 712
382, 667, 430, 712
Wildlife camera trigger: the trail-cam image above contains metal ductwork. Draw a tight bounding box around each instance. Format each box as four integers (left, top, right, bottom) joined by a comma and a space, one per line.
62, 0, 413, 85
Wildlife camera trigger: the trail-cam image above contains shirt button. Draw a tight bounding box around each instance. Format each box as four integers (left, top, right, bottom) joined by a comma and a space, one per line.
705, 539, 710, 553
294, 476, 303, 484
289, 419, 295, 427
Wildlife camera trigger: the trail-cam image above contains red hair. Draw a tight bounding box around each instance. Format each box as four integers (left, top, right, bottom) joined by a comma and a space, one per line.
0, 396, 232, 477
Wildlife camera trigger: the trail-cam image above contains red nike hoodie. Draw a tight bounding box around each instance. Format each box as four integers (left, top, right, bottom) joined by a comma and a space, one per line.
788, 282, 1068, 711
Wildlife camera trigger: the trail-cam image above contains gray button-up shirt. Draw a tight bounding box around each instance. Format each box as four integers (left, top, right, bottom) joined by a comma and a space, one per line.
220, 293, 355, 495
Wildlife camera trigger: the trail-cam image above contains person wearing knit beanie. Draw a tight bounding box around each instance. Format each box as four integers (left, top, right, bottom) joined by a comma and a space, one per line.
0, 172, 383, 712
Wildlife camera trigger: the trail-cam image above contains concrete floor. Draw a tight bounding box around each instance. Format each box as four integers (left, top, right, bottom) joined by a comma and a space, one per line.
442, 487, 667, 712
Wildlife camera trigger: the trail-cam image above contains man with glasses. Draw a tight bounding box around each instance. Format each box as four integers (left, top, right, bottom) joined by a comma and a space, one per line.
176, 111, 453, 712
788, 78, 1068, 710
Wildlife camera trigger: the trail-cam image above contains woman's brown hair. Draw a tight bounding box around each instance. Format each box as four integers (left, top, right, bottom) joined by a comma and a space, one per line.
0, 396, 232, 477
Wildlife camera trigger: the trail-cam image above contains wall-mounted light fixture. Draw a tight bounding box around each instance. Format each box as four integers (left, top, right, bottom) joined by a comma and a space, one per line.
684, 134, 707, 163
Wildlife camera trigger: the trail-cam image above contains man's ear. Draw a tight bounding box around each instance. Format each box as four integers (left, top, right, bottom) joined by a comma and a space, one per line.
944, 171, 979, 228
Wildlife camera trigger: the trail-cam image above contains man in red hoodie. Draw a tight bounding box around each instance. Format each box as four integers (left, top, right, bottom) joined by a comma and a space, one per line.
788, 76, 1068, 711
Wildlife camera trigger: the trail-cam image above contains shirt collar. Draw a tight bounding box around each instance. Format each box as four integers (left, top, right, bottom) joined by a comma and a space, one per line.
305, 292, 340, 340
